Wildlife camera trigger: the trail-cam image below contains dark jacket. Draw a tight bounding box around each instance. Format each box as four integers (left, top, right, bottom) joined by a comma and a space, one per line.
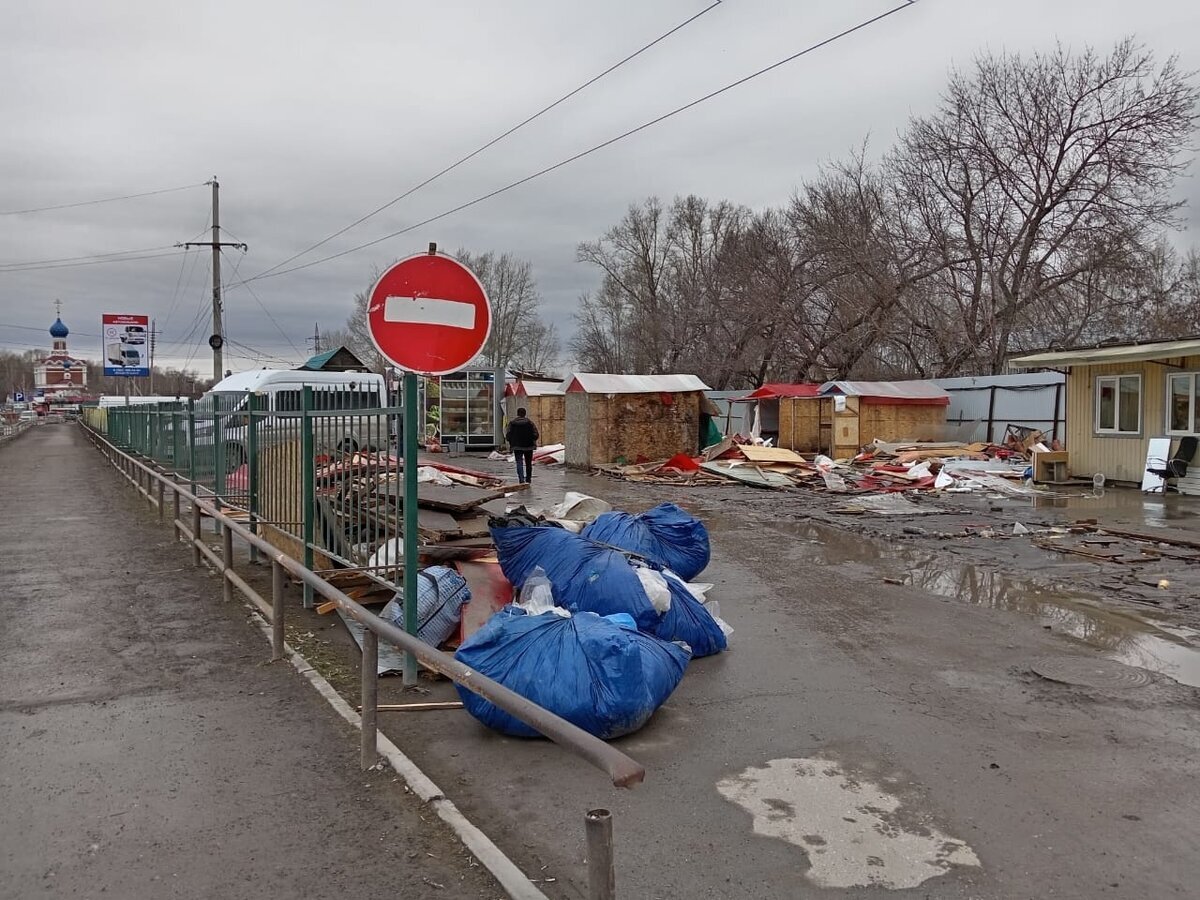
505, 416, 539, 449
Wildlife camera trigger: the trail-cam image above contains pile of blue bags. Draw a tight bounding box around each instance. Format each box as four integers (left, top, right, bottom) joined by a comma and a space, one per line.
454, 502, 728, 740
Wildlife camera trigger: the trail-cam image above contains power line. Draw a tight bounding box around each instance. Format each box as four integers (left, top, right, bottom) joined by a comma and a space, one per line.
0, 249, 189, 274
247, 0, 919, 283
0, 182, 206, 216
247, 0, 725, 281
0, 245, 179, 270
220, 248, 304, 358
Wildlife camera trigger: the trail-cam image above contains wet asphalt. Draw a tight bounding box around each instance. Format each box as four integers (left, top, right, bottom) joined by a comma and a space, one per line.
0, 425, 501, 900
368, 461, 1200, 899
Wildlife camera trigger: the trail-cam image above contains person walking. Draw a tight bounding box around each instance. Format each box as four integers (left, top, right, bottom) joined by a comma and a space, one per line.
505, 407, 539, 485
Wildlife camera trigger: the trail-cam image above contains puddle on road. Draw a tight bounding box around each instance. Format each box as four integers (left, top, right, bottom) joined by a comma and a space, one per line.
716, 756, 980, 889
776, 520, 1200, 689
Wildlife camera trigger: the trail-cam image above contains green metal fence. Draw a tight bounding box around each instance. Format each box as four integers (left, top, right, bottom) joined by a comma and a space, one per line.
94, 381, 408, 606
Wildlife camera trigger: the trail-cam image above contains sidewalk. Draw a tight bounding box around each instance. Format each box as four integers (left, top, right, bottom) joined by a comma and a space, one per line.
0, 424, 501, 900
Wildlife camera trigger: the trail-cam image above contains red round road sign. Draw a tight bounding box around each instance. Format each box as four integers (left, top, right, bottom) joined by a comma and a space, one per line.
366, 253, 492, 375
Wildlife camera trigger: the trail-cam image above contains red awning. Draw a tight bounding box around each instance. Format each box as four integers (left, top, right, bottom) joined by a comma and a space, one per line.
735, 383, 821, 401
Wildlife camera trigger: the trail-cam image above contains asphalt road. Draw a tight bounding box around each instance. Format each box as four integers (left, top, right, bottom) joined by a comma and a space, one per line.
368, 462, 1200, 899
0, 424, 501, 900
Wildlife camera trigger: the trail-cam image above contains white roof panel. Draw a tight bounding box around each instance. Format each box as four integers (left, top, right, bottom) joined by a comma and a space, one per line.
818, 380, 949, 400
1011, 339, 1200, 367
567, 373, 711, 394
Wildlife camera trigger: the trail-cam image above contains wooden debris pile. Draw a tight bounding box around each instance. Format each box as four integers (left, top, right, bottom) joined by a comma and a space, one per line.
595, 437, 1034, 494
310, 452, 526, 575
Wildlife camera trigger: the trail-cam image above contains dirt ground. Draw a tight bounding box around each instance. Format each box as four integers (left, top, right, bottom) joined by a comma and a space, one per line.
355, 457, 1200, 898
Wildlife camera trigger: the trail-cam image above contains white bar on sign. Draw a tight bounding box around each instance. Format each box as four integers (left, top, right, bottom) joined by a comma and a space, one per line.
384, 295, 476, 330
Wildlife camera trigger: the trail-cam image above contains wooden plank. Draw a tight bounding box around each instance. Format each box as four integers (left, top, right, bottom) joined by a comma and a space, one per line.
453, 516, 491, 539
417, 507, 462, 536
415, 483, 523, 513
739, 445, 809, 465
1087, 525, 1200, 552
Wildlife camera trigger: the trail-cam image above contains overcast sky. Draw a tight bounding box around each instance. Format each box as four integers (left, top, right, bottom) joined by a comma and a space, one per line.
3, 0, 1198, 379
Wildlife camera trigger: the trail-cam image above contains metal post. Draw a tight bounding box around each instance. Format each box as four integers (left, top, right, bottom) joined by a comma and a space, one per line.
361, 629, 379, 769
187, 398, 197, 496
301, 386, 315, 608
192, 497, 202, 566
213, 406, 225, 509
586, 809, 616, 900
172, 478, 181, 539
156, 477, 164, 521
402, 371, 419, 685
211, 178, 223, 382
222, 523, 234, 603
271, 559, 285, 661
247, 392, 260, 564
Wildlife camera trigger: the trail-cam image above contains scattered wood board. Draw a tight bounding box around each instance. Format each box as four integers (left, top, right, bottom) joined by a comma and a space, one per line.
739, 445, 809, 465
414, 483, 525, 513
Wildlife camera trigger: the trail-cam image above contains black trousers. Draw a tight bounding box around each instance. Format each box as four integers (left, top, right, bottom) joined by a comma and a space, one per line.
514, 448, 534, 483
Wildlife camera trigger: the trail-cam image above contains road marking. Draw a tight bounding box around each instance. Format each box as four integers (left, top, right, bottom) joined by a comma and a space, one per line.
384, 295, 476, 329
716, 756, 980, 889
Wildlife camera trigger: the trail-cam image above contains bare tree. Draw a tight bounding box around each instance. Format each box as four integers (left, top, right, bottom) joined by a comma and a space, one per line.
890, 39, 1198, 373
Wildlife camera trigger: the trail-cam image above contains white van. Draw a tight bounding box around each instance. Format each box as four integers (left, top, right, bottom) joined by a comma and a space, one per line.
196, 369, 389, 470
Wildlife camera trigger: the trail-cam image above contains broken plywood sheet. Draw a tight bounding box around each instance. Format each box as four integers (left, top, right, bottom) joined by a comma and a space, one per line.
414, 483, 518, 513
832, 494, 933, 516
739, 445, 811, 465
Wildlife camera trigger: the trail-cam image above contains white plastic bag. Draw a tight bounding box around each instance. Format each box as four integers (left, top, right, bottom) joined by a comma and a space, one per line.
416, 466, 453, 486
703, 600, 735, 639
814, 454, 835, 473
934, 469, 954, 490
516, 566, 570, 617
634, 567, 673, 614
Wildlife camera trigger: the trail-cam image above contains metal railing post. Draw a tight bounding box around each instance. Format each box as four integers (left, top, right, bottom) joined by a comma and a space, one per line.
586, 809, 616, 900
301, 386, 315, 608
187, 398, 197, 496
247, 393, 261, 564
213, 406, 225, 510
271, 559, 285, 661
222, 522, 234, 603
192, 496, 202, 567
172, 478, 181, 539
361, 629, 378, 769
156, 477, 164, 521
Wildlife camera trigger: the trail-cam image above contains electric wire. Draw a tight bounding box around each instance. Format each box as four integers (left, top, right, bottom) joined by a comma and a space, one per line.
247, 0, 725, 280
0, 249, 190, 274
0, 182, 206, 216
220, 249, 303, 358
246, 0, 919, 283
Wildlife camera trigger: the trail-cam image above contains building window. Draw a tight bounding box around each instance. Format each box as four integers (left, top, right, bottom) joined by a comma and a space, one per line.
1095, 375, 1141, 434
1167, 373, 1199, 435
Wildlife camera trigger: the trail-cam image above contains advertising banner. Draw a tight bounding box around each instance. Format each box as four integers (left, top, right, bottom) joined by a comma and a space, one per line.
102, 313, 150, 377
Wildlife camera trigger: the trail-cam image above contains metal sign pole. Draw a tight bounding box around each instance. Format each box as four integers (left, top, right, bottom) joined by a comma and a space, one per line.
402, 370, 419, 685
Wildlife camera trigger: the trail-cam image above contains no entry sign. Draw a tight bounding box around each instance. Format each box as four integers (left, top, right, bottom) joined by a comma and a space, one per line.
366, 252, 491, 375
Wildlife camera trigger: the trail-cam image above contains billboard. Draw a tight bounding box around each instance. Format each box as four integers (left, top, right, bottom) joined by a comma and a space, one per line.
102, 313, 150, 377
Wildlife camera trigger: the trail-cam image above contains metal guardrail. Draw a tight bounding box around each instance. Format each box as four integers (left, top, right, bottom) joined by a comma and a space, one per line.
83, 423, 646, 789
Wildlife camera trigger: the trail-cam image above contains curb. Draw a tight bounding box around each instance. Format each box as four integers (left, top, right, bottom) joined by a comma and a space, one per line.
243, 610, 552, 900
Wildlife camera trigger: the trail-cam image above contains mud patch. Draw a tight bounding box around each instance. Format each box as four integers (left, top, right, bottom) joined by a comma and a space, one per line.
716, 756, 979, 889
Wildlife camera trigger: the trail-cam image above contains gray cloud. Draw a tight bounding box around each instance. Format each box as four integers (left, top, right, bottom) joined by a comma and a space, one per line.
3, 0, 1197, 374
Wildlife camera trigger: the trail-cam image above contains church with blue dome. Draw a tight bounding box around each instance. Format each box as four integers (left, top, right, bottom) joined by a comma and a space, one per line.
33, 303, 89, 405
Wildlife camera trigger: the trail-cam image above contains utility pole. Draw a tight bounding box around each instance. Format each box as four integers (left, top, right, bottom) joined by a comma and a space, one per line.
180, 177, 246, 382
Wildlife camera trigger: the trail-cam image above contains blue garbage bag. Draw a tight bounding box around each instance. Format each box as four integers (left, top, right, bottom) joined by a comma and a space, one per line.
454, 608, 691, 739
649, 571, 727, 657
490, 526, 660, 630
583, 503, 710, 580
379, 566, 471, 648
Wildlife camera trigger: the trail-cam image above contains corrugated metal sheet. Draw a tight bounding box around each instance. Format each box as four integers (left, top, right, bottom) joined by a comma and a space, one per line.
565, 373, 711, 394
819, 380, 950, 403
